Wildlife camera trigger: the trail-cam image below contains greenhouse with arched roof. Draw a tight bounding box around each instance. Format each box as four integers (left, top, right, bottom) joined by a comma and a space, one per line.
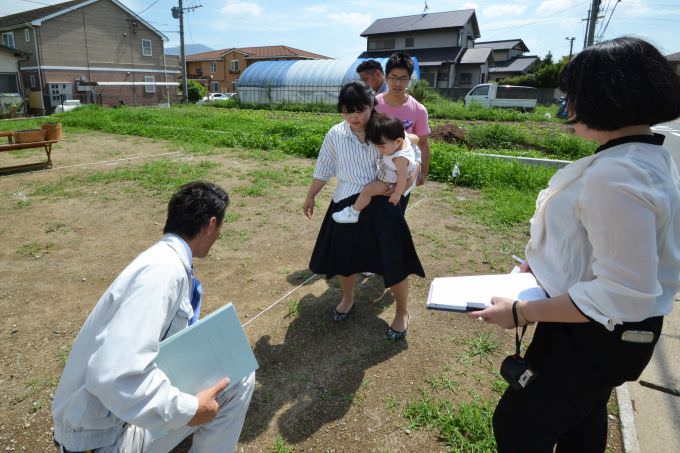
236, 58, 420, 104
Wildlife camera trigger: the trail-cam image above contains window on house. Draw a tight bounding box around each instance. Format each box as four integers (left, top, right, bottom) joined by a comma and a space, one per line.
368, 39, 395, 50
1, 32, 15, 48
141, 39, 152, 57
230, 60, 239, 72
210, 62, 217, 73
195, 67, 203, 76
405, 37, 414, 48
210, 82, 219, 92
30, 74, 36, 88
25, 28, 30, 42
0, 73, 20, 94
459, 73, 472, 85
144, 76, 156, 93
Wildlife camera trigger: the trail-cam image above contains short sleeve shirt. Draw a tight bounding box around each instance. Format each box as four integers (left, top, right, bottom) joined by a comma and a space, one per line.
375, 93, 431, 137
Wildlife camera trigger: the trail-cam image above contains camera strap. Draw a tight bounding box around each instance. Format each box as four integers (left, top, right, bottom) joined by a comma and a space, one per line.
512, 300, 528, 357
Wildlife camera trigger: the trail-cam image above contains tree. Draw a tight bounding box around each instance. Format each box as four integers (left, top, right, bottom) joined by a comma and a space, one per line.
180, 80, 207, 103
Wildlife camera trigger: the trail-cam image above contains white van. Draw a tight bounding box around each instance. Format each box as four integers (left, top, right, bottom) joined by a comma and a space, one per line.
464, 83, 538, 111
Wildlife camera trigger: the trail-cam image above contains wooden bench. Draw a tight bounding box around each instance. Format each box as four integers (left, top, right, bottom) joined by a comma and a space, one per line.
0, 131, 59, 174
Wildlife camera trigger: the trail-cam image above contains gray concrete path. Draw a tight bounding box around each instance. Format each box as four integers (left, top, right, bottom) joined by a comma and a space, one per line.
623, 295, 680, 452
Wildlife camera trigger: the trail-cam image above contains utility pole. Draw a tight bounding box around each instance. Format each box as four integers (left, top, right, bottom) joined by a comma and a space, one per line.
566, 37, 576, 62
585, 0, 601, 48
172, 1, 202, 103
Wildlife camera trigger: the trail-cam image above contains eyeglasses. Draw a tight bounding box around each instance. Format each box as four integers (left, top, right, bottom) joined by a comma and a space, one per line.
387, 76, 410, 84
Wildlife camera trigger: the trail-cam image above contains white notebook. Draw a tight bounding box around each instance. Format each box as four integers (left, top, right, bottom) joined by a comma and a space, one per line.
426, 273, 547, 312
155, 303, 259, 395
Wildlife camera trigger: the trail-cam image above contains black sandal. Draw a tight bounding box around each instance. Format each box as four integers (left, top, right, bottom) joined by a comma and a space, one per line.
332, 304, 354, 322
385, 314, 410, 342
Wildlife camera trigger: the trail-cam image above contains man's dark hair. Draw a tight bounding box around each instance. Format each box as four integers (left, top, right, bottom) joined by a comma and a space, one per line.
367, 113, 405, 144
560, 37, 680, 130
338, 80, 374, 113
386, 52, 414, 77
163, 181, 229, 240
356, 60, 384, 74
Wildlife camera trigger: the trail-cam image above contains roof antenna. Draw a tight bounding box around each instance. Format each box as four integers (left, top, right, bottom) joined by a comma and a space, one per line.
423, 1, 429, 14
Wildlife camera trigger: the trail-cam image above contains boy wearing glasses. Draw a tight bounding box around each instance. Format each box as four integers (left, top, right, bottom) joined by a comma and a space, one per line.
375, 52, 431, 186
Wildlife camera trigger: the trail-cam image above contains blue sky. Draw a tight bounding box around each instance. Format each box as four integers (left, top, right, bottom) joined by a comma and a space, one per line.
5, 0, 680, 59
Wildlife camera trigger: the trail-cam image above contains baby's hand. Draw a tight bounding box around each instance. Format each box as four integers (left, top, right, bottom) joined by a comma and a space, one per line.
389, 193, 400, 206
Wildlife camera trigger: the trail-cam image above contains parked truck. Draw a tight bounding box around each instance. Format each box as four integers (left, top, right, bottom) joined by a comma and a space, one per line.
464, 83, 538, 111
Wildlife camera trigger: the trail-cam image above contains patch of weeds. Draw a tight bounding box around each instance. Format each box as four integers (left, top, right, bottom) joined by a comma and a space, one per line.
223, 211, 240, 223
15, 199, 30, 208
385, 394, 399, 411
44, 222, 69, 233
219, 228, 248, 243
360, 377, 372, 390
320, 388, 338, 401
270, 436, 293, 453
404, 390, 496, 452
492, 379, 509, 395
461, 333, 500, 365
426, 373, 460, 392
286, 299, 300, 318
57, 345, 71, 367
17, 241, 53, 258
30, 400, 44, 414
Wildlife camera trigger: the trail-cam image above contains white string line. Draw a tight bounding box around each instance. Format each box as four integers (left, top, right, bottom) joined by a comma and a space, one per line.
241, 195, 428, 328
242, 273, 319, 328
56, 151, 183, 170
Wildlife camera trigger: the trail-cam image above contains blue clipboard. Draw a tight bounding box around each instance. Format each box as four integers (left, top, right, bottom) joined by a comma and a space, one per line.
155, 303, 258, 395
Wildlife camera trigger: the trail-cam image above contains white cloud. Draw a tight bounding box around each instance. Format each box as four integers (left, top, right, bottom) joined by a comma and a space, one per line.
461, 2, 480, 10
482, 3, 528, 19
305, 4, 330, 14
328, 12, 372, 28
537, 0, 574, 16
221, 1, 263, 17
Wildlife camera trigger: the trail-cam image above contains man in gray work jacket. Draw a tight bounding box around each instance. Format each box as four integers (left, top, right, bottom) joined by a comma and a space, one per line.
52, 181, 255, 453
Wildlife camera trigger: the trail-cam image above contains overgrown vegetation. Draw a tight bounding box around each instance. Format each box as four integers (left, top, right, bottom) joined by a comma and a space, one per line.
405, 391, 497, 452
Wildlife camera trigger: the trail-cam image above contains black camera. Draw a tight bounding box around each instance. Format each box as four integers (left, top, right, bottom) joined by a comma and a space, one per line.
501, 354, 537, 390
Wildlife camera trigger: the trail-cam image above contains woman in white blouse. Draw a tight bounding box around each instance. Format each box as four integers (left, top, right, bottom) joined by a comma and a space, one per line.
470, 37, 680, 452
304, 81, 424, 341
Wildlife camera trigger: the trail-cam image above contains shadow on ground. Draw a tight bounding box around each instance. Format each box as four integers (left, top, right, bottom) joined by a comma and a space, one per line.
240, 270, 408, 444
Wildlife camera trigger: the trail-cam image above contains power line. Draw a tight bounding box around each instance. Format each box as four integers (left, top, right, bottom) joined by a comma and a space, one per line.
17, 0, 52, 5
596, 0, 621, 42
138, 0, 163, 15
482, 2, 587, 40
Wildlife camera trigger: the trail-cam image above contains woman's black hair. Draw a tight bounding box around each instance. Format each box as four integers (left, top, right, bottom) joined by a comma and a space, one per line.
367, 113, 405, 145
386, 52, 414, 77
337, 81, 374, 113
163, 181, 229, 240
560, 37, 680, 130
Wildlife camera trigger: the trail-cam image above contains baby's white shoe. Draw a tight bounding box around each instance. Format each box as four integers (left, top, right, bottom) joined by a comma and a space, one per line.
332, 206, 360, 223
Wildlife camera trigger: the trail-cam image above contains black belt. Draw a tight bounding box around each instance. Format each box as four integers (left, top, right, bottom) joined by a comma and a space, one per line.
54, 440, 93, 453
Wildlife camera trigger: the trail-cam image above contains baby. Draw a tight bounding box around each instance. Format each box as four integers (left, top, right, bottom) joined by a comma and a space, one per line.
333, 112, 418, 223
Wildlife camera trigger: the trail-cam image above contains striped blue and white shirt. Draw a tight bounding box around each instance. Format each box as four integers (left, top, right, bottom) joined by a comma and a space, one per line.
313, 121, 380, 202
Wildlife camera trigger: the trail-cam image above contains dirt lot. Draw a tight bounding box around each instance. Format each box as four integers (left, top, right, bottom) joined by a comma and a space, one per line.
0, 131, 623, 452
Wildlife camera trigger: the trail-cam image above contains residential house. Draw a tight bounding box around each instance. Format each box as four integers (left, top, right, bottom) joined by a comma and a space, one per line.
358, 10, 481, 89
186, 46, 332, 93
474, 39, 539, 81
667, 52, 680, 76
0, 44, 31, 115
0, 0, 180, 113
456, 47, 493, 86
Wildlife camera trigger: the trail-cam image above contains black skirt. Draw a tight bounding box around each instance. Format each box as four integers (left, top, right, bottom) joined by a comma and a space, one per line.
309, 193, 425, 288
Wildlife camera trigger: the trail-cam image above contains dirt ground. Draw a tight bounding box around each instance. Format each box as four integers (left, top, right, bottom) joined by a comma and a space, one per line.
0, 131, 623, 452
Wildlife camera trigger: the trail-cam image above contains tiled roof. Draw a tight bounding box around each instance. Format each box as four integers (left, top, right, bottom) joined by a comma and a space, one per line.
358, 47, 463, 66
361, 10, 478, 37
667, 52, 680, 62
459, 47, 492, 64
187, 45, 331, 61
489, 56, 539, 73
0, 0, 86, 28
475, 39, 529, 52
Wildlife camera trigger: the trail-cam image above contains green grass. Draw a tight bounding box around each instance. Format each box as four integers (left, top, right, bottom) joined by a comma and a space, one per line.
463, 333, 500, 363
404, 390, 497, 452
270, 436, 294, 453
33, 159, 218, 200
16, 241, 53, 258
